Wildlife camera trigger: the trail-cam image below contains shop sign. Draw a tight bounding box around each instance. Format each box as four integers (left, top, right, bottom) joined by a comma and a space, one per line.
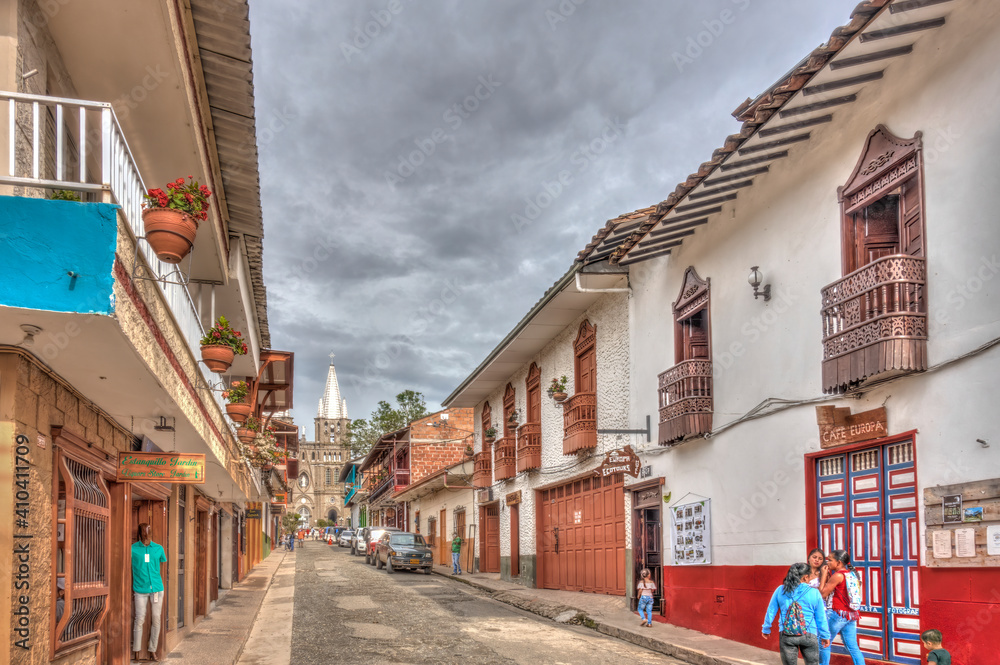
593, 445, 641, 478
506, 490, 521, 506
272, 493, 287, 504
246, 508, 262, 519
116, 452, 206, 483
816, 405, 888, 448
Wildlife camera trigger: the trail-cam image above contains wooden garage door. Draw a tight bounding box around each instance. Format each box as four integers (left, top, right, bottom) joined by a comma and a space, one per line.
538, 473, 625, 595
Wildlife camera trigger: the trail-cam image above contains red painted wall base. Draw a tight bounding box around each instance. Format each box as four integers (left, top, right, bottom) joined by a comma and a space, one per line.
663, 565, 1000, 664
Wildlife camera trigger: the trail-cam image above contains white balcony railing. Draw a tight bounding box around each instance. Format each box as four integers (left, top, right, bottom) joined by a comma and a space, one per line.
1, 91, 225, 414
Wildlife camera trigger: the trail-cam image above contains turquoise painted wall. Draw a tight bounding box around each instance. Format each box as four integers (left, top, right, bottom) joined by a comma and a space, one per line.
0, 195, 118, 314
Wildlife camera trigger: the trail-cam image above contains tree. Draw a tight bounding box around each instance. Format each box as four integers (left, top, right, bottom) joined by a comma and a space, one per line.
281, 512, 302, 535
348, 390, 429, 457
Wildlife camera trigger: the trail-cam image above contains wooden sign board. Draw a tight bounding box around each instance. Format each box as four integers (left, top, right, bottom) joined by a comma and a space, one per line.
272, 493, 287, 504
816, 406, 888, 448
117, 452, 205, 484
506, 490, 521, 506
594, 445, 641, 478
246, 508, 261, 519
924, 478, 1000, 567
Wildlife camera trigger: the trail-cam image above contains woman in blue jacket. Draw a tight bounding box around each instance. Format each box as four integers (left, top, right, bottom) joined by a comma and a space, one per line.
762, 562, 832, 665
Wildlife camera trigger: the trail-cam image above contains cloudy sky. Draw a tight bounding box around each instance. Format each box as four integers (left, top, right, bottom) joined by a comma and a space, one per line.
248, 0, 860, 425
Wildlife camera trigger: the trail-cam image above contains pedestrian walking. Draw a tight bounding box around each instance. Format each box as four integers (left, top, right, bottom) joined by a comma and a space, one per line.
451, 531, 463, 574
818, 550, 865, 665
762, 562, 831, 665
636, 568, 656, 627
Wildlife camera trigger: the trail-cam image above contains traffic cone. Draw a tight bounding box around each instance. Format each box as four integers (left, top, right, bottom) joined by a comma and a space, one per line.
328, 537, 333, 545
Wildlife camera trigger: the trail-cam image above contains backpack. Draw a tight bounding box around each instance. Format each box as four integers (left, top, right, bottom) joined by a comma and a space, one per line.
844, 570, 863, 610
782, 596, 808, 636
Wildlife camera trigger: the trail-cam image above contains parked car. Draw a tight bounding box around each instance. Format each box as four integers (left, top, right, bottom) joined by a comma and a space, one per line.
364, 526, 402, 564
337, 530, 355, 548
351, 527, 368, 556
375, 531, 433, 574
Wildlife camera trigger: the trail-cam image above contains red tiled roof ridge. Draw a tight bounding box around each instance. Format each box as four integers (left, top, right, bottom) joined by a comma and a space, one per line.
573, 0, 891, 265
577, 205, 656, 261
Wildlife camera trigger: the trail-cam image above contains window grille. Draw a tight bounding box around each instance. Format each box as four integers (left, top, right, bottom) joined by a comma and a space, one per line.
325, 468, 331, 485
52, 448, 111, 655
887, 441, 913, 465
818, 456, 844, 477
851, 449, 880, 472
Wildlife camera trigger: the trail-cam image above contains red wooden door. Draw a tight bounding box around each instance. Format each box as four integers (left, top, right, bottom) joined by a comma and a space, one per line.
438, 509, 447, 565
480, 504, 501, 573
195, 510, 207, 617
576, 346, 596, 394
538, 473, 625, 594
510, 504, 520, 577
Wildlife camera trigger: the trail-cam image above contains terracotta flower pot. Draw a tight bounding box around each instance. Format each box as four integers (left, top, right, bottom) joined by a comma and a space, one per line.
552, 392, 568, 403
485, 435, 496, 444
226, 402, 252, 423
201, 344, 235, 373
236, 428, 255, 444
143, 208, 199, 264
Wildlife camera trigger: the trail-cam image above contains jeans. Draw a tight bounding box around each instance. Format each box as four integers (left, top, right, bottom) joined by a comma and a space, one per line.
133, 591, 163, 653
452, 551, 461, 573
637, 595, 654, 623
780, 633, 820, 665
820, 610, 865, 665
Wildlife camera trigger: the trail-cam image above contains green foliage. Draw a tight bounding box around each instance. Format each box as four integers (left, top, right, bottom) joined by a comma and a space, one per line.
281, 512, 302, 534
143, 176, 212, 220
316, 519, 330, 528
200, 315, 248, 355
348, 390, 429, 457
49, 189, 82, 202
223, 380, 249, 404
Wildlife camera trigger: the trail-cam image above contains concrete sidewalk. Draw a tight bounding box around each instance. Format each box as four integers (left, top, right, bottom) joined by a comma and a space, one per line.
430, 563, 781, 665
161, 549, 288, 665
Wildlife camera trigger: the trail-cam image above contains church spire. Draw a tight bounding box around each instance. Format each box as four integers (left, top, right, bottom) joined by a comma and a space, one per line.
317, 353, 345, 420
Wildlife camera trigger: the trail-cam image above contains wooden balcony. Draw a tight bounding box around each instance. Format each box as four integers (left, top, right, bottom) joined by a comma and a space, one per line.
517, 423, 541, 472
472, 451, 493, 488
657, 359, 713, 445
494, 436, 516, 481
821, 255, 926, 394
563, 391, 596, 454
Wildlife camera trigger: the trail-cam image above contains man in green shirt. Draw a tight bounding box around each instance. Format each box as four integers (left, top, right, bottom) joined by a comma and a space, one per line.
132, 523, 167, 659
451, 532, 463, 575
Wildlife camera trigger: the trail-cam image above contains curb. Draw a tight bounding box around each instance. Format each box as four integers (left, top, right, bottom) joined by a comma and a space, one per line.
431, 568, 770, 665
231, 550, 288, 665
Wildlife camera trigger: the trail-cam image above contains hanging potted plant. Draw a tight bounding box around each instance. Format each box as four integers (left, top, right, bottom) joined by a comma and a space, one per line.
237, 415, 260, 445
223, 380, 251, 423
464, 444, 475, 457
547, 375, 569, 403
142, 176, 212, 264
484, 425, 498, 444
200, 315, 248, 373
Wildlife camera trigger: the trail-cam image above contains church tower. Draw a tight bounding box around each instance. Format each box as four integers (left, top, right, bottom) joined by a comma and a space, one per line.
290, 354, 353, 527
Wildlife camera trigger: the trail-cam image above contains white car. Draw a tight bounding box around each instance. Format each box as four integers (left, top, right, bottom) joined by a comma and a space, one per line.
337, 530, 355, 548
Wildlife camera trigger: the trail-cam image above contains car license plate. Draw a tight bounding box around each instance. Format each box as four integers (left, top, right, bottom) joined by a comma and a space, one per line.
410, 558, 420, 565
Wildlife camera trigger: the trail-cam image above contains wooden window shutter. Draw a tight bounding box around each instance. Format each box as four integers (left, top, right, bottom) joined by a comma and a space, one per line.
51, 446, 111, 657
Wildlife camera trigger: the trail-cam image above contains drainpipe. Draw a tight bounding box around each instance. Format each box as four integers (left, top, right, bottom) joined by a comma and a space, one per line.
574, 272, 631, 294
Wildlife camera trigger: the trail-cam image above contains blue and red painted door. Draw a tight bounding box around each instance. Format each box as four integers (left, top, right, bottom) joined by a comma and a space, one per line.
815, 437, 921, 663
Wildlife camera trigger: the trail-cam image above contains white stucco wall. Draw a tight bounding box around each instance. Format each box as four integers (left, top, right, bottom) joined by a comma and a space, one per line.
473, 290, 633, 564
628, 4, 1000, 567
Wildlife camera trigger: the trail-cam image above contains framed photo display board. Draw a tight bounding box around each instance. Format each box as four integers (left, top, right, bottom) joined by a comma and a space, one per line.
670, 499, 711, 565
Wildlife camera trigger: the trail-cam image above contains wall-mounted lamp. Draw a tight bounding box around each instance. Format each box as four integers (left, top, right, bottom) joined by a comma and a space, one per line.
977, 438, 990, 449
19, 324, 42, 348
747, 266, 771, 301
153, 416, 175, 432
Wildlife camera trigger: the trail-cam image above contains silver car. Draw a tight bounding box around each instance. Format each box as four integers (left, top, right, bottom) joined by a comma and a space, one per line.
337, 530, 355, 548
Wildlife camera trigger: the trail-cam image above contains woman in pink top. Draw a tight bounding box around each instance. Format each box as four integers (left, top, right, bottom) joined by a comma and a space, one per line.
636, 568, 656, 627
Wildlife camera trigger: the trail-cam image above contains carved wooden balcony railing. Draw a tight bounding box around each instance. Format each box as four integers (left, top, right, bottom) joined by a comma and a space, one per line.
821, 255, 926, 394
472, 450, 493, 488
517, 422, 541, 472
563, 391, 597, 454
494, 436, 517, 481
657, 359, 713, 445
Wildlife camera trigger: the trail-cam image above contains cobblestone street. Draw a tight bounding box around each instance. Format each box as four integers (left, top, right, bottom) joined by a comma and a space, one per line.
248, 541, 681, 665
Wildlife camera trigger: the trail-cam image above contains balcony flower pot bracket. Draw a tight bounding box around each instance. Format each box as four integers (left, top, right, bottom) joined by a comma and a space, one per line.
141, 176, 212, 264
548, 375, 569, 403
199, 316, 248, 373
223, 380, 251, 424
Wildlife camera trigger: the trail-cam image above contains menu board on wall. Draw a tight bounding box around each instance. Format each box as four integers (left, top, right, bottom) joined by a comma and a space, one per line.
670, 499, 711, 565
